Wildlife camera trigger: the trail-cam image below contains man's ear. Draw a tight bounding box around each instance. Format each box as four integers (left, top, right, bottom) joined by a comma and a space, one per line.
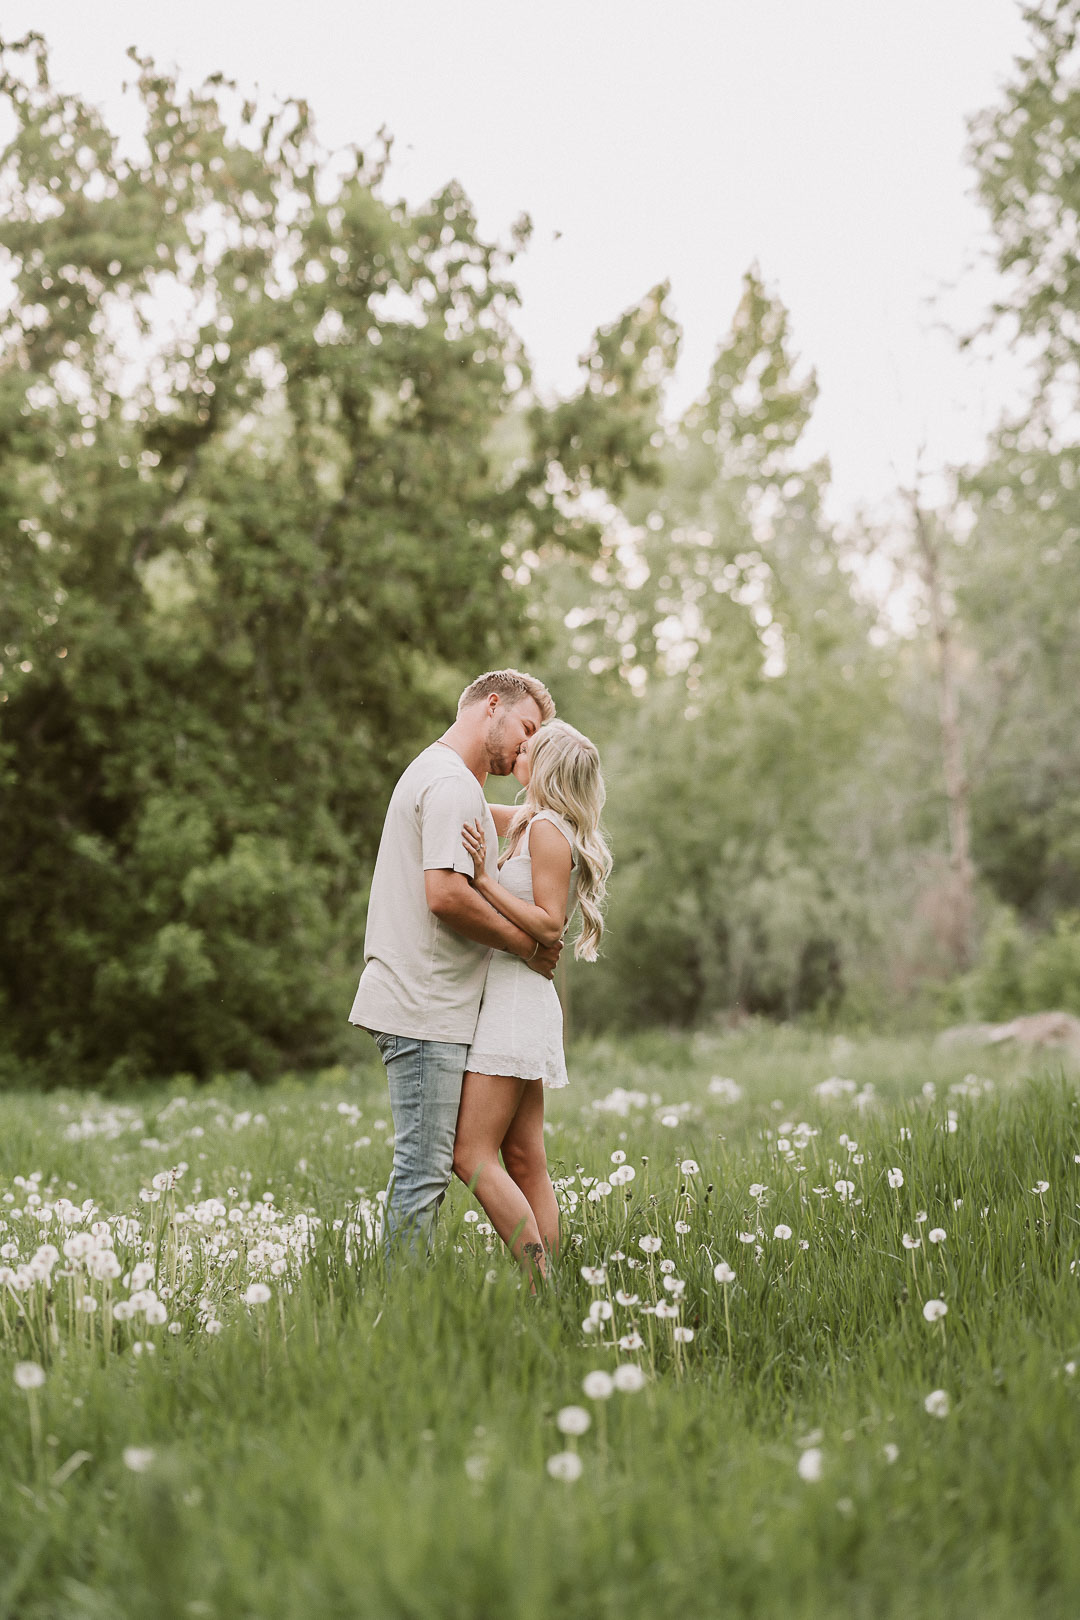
487, 693, 500, 717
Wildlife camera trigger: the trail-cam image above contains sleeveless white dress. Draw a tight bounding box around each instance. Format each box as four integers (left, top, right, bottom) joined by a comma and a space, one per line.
466, 810, 579, 1088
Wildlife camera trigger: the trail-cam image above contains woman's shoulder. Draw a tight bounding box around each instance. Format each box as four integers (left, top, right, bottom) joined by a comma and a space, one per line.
529, 809, 577, 865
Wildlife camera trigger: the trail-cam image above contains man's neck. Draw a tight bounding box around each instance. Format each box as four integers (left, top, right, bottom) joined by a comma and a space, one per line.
436, 724, 487, 786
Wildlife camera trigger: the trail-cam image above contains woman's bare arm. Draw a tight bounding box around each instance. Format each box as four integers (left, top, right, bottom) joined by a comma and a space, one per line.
462, 818, 571, 947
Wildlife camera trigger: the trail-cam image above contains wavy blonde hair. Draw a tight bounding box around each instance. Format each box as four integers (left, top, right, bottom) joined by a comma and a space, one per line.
502, 720, 612, 961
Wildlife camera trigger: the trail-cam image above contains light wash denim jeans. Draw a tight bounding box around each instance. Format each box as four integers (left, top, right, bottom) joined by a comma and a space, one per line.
371, 1032, 469, 1259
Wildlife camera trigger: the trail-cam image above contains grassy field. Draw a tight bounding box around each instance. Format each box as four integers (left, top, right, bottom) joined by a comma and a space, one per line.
1, 1026, 1079, 1619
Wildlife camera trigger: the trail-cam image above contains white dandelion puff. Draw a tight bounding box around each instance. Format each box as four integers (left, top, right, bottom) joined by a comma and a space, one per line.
922, 1299, 948, 1322
546, 1451, 583, 1482
797, 1447, 824, 1482
556, 1406, 591, 1437
924, 1389, 950, 1419
613, 1363, 647, 1393
14, 1361, 45, 1391
582, 1371, 615, 1400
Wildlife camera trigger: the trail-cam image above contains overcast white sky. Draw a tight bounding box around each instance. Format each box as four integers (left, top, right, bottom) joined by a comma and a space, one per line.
5, 1, 1037, 522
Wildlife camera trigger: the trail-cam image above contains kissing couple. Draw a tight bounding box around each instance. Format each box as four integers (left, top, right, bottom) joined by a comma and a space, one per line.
350, 669, 611, 1283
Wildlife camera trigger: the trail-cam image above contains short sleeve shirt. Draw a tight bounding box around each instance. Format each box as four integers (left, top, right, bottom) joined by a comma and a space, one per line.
349, 744, 500, 1043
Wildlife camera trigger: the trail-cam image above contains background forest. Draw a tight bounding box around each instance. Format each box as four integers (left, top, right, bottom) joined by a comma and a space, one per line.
1, 8, 1078, 1087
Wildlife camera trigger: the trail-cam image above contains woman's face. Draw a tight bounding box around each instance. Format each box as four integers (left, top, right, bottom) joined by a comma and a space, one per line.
512, 733, 535, 787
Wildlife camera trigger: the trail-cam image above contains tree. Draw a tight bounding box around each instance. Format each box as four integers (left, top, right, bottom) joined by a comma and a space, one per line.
969, 0, 1080, 392
0, 35, 674, 1082
546, 272, 893, 1027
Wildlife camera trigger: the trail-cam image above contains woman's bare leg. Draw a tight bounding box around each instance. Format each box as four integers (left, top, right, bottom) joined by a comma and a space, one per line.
453, 1071, 545, 1281
500, 1079, 560, 1258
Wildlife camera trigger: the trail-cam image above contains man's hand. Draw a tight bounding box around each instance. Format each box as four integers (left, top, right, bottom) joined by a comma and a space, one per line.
525, 937, 563, 980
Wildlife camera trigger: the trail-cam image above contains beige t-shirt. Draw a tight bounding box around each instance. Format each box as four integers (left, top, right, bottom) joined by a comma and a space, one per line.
349, 743, 501, 1043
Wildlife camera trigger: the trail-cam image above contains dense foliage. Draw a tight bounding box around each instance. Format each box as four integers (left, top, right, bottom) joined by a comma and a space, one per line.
1, 3, 1078, 1081
0, 36, 671, 1082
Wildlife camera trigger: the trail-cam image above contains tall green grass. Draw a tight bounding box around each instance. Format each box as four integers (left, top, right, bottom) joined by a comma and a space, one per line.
1, 1030, 1078, 1618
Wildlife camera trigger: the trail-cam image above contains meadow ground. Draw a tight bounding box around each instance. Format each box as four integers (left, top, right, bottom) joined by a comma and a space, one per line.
1, 1026, 1079, 1619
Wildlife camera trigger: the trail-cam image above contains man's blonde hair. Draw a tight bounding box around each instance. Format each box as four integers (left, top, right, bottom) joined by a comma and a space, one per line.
457, 668, 556, 722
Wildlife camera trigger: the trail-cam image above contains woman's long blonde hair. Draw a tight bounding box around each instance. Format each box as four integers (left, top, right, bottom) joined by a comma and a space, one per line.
502, 720, 612, 961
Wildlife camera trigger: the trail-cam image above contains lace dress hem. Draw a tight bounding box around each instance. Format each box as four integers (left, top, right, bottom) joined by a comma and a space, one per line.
465, 1048, 569, 1089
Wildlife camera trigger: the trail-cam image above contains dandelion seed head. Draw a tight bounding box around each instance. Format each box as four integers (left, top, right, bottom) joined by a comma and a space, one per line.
546, 1451, 583, 1482
922, 1298, 948, 1322
582, 1370, 615, 1400
556, 1405, 591, 1437
924, 1389, 950, 1419
773, 1224, 793, 1240
797, 1447, 824, 1482
123, 1446, 155, 1473
14, 1361, 45, 1391
613, 1363, 647, 1392
713, 1261, 736, 1284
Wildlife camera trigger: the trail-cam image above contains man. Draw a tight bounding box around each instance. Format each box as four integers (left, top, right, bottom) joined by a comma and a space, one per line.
350, 669, 561, 1257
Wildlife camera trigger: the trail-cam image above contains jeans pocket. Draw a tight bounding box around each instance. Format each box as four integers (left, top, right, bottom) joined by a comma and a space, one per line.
372, 1031, 397, 1060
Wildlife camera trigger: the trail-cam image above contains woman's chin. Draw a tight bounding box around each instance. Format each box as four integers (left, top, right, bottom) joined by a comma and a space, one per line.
513, 762, 530, 787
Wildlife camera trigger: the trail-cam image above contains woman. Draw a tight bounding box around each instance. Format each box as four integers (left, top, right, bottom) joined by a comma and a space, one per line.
452, 720, 612, 1283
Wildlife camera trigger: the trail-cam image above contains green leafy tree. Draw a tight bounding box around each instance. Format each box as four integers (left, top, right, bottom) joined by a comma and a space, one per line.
0, 36, 673, 1082
547, 273, 893, 1026
955, 0, 1080, 935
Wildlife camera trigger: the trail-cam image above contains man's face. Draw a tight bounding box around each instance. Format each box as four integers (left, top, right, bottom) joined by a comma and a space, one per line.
485, 696, 542, 777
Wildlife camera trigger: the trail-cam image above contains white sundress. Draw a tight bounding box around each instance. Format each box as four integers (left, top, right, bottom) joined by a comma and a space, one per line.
466, 809, 579, 1089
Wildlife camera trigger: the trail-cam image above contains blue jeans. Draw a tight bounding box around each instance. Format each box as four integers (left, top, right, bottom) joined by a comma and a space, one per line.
371, 1032, 469, 1259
